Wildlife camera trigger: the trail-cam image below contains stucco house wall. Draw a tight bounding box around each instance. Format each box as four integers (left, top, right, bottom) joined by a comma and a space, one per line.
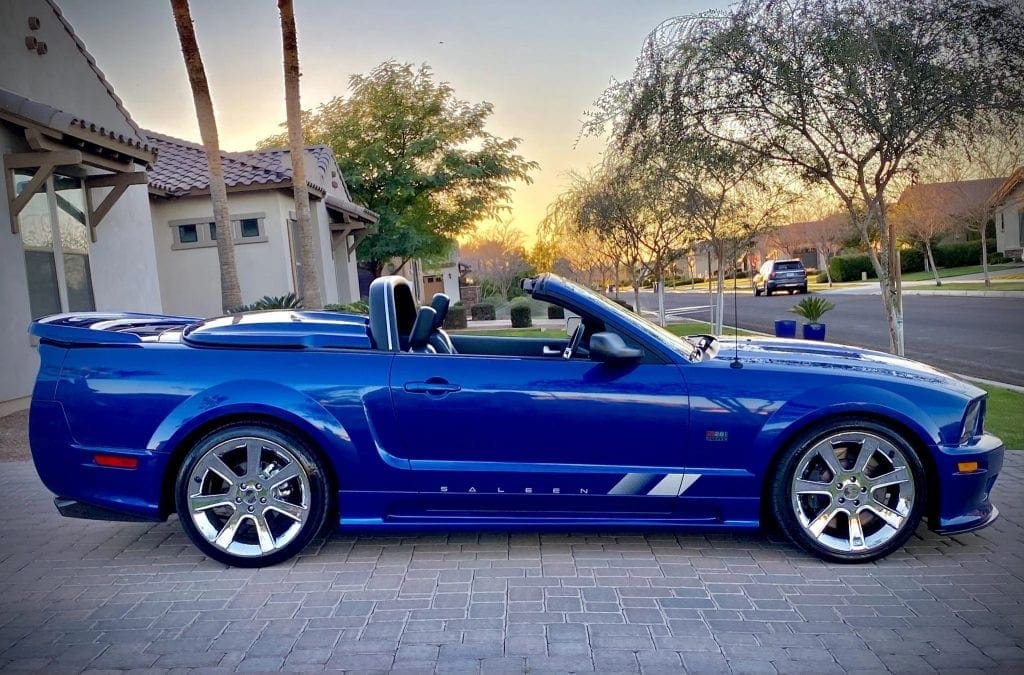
151, 191, 301, 317
994, 186, 1023, 259
1, 0, 162, 411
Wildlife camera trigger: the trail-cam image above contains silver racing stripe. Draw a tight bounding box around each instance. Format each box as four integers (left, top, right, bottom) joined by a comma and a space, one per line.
608, 473, 701, 496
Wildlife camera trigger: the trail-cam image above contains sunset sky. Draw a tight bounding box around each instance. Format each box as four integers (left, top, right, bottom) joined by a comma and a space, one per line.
60, 0, 729, 242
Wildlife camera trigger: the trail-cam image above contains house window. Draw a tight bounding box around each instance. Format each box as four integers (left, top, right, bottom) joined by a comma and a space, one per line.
170, 213, 266, 249
178, 224, 199, 243
240, 217, 260, 238
14, 169, 96, 318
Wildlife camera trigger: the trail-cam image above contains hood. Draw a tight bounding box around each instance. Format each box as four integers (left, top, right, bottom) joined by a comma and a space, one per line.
727, 337, 983, 398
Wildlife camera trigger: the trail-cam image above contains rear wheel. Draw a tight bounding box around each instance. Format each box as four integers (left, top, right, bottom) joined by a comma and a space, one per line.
765, 287, 773, 296
754, 284, 762, 297
771, 419, 925, 563
175, 423, 330, 567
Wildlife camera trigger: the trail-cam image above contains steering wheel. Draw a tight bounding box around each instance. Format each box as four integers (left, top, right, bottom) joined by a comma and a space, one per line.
563, 322, 586, 360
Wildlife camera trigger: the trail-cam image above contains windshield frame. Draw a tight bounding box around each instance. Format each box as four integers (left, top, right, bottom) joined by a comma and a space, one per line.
533, 275, 698, 362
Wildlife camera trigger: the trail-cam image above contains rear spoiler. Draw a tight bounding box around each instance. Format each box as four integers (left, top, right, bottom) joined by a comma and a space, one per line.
30, 312, 199, 346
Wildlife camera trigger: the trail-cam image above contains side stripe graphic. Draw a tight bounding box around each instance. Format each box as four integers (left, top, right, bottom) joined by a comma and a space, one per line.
608, 473, 701, 496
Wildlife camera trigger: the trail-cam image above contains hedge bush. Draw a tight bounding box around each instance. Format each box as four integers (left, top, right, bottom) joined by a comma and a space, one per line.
444, 304, 467, 329
899, 248, 925, 273
829, 254, 876, 282
547, 305, 565, 319
932, 241, 994, 268
510, 303, 532, 328
470, 303, 496, 321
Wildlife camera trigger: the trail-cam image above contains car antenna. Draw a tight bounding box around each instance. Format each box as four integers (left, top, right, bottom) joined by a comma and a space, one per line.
730, 256, 742, 369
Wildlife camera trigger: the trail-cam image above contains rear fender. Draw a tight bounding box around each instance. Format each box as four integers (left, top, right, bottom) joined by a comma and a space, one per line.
147, 380, 358, 478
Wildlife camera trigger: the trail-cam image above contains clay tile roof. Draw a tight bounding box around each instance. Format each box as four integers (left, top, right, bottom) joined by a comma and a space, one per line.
145, 132, 338, 196
898, 177, 1009, 217
0, 88, 155, 160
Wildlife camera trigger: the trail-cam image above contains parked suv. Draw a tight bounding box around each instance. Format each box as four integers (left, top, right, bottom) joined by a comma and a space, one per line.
754, 259, 808, 296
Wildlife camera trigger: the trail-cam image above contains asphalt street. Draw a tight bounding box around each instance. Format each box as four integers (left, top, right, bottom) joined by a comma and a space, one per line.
637, 289, 1024, 386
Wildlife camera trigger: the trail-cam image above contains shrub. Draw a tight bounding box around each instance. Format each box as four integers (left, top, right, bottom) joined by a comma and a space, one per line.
990, 252, 1009, 264
324, 300, 369, 315
932, 241, 987, 268
444, 304, 467, 329
829, 254, 876, 282
547, 305, 565, 319
510, 303, 532, 328
900, 248, 925, 273
816, 272, 830, 284
470, 303, 496, 321
231, 293, 302, 313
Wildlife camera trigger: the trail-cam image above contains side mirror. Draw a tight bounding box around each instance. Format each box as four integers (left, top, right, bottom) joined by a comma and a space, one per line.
589, 332, 642, 363
565, 315, 582, 336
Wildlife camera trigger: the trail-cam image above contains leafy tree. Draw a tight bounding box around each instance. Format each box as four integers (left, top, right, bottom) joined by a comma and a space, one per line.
260, 62, 537, 277
459, 220, 531, 302
607, 0, 1024, 355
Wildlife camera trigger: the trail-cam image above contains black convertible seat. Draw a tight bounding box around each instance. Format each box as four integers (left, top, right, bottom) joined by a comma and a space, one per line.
408, 306, 437, 353
428, 293, 456, 354
368, 276, 417, 351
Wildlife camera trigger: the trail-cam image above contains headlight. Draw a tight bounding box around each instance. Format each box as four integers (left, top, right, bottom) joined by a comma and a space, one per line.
960, 399, 983, 445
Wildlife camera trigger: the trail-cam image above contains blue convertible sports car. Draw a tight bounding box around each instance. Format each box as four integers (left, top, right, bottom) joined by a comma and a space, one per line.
28, 274, 1003, 567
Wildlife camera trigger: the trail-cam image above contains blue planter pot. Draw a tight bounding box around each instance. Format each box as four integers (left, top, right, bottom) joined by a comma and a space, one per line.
774, 320, 797, 338
803, 323, 826, 341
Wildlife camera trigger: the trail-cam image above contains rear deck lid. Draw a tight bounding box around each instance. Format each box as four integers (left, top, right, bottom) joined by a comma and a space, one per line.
182, 311, 372, 350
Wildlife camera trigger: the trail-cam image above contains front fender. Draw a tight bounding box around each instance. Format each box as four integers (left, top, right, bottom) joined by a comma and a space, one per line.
751, 383, 942, 477
147, 379, 358, 472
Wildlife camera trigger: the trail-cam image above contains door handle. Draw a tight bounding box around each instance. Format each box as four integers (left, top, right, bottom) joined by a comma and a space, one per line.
404, 379, 461, 395
542, 346, 562, 356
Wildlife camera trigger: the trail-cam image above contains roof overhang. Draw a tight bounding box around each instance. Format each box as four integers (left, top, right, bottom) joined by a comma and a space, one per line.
2, 89, 150, 239
325, 194, 378, 254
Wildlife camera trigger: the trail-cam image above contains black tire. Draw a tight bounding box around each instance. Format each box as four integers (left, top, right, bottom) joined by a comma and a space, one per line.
800, 285, 808, 294
770, 418, 925, 563
754, 285, 762, 297
765, 287, 773, 297
175, 423, 330, 567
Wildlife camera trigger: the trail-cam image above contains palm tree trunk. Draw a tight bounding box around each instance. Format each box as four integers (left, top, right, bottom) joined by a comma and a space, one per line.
170, 0, 241, 314
278, 0, 322, 309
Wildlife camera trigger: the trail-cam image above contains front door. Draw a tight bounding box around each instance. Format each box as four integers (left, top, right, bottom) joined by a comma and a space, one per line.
387, 352, 694, 519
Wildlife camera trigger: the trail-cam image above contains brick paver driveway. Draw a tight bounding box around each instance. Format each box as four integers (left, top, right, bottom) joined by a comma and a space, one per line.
0, 454, 1022, 674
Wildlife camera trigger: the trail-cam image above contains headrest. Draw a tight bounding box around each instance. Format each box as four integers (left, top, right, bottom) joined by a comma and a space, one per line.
430, 293, 450, 329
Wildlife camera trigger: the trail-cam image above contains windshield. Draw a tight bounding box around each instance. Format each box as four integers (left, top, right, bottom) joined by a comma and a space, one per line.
564, 281, 698, 360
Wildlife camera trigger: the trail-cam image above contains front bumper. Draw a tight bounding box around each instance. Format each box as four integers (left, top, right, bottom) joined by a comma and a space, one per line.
930, 432, 1003, 534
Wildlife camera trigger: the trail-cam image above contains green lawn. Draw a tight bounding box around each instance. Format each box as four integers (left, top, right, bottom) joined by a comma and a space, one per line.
911, 282, 1024, 292
979, 385, 1024, 450
901, 262, 1024, 282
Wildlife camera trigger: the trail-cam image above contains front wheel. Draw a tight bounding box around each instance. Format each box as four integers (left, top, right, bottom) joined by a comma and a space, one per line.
754, 285, 762, 297
771, 419, 925, 563
175, 423, 330, 567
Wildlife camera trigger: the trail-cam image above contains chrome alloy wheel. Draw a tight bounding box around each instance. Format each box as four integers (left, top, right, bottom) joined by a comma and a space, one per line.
790, 431, 916, 554
186, 436, 311, 558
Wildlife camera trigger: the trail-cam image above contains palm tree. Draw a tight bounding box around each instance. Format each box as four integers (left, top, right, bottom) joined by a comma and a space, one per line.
278, 0, 322, 308
169, 0, 242, 313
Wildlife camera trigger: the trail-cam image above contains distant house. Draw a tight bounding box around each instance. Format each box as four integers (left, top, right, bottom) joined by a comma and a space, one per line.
146, 132, 377, 317
990, 168, 1024, 260
1, 0, 162, 413
895, 177, 1007, 243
